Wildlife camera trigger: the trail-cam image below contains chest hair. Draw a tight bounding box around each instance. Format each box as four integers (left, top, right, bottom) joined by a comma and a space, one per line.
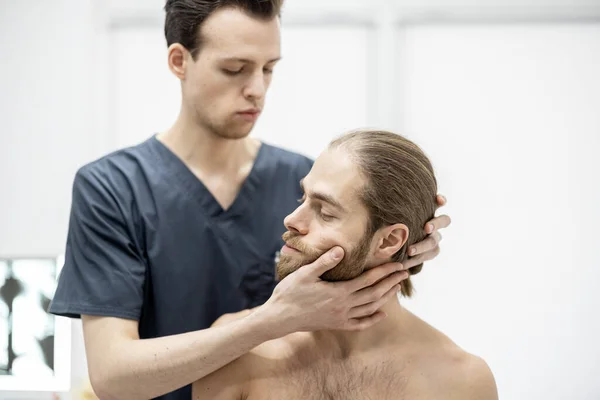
277, 353, 410, 400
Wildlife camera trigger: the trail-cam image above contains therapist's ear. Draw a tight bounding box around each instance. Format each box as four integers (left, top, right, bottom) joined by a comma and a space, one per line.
168, 43, 188, 80
372, 224, 409, 261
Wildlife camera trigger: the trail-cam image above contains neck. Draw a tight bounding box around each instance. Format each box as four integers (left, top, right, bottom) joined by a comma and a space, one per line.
157, 108, 260, 174
311, 297, 414, 357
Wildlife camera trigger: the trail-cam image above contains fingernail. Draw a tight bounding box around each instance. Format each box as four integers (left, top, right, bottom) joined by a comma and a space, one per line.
332, 248, 342, 260
409, 247, 416, 256
428, 224, 434, 233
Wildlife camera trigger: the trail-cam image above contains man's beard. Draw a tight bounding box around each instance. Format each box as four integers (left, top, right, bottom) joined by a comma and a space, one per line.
276, 230, 372, 282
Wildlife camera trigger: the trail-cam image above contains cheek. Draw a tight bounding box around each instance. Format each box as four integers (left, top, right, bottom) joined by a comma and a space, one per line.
264, 75, 274, 91
188, 67, 235, 104
318, 218, 370, 254
311, 228, 350, 254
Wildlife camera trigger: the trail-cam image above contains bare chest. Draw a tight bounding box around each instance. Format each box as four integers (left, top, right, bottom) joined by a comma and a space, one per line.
246, 357, 435, 400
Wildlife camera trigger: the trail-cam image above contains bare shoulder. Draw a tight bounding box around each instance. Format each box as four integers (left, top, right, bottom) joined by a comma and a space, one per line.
462, 353, 498, 399
405, 314, 498, 400
434, 343, 498, 400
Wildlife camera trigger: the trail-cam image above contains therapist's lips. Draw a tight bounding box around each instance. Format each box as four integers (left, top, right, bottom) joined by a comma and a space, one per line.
237, 108, 261, 122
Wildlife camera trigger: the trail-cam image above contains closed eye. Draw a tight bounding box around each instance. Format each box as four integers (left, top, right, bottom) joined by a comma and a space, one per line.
223, 68, 243, 76
298, 194, 335, 221
319, 212, 335, 222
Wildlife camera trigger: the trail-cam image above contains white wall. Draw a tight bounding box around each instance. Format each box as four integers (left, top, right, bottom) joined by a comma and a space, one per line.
0, 1, 104, 398
399, 24, 600, 399
0, 0, 110, 257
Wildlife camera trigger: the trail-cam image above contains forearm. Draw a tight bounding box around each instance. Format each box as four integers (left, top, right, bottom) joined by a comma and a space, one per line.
92, 311, 281, 400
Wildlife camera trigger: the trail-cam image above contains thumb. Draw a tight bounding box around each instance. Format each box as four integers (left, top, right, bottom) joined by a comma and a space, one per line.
304, 247, 344, 279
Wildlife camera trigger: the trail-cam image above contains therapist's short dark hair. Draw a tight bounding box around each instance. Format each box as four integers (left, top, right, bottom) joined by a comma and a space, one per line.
164, 0, 284, 59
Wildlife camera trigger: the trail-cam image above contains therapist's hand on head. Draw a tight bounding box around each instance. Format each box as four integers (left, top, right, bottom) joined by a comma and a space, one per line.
258, 246, 409, 336
403, 194, 451, 270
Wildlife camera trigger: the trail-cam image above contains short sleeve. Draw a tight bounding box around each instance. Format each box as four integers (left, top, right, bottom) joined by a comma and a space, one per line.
48, 166, 146, 320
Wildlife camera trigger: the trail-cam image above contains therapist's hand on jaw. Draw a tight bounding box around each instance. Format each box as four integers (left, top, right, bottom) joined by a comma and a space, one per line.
254, 246, 409, 337
243, 194, 451, 339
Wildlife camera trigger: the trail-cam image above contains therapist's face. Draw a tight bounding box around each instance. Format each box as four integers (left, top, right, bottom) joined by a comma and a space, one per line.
168, 8, 281, 139
277, 147, 379, 282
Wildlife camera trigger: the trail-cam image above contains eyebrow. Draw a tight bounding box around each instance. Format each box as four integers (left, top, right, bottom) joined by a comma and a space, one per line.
299, 179, 347, 213
220, 57, 282, 64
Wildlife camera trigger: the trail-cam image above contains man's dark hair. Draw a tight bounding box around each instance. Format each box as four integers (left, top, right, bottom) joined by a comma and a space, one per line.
164, 0, 283, 59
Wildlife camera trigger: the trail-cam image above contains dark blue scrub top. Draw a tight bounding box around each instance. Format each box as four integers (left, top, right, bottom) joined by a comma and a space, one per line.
48, 135, 313, 400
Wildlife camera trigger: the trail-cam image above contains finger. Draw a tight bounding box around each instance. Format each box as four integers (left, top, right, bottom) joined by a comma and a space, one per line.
408, 232, 441, 257
343, 262, 406, 293
302, 246, 344, 279
344, 311, 387, 331
436, 194, 447, 207
424, 214, 451, 234
348, 284, 400, 319
403, 246, 440, 269
352, 271, 408, 306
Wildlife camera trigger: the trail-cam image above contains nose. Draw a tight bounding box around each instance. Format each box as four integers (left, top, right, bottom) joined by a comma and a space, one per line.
243, 71, 267, 100
284, 205, 308, 235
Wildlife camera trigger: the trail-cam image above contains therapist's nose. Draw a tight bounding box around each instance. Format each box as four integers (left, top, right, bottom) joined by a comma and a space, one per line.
243, 70, 267, 101
284, 207, 308, 235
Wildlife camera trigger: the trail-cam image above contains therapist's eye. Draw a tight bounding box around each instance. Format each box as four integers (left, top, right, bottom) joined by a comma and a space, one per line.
222, 67, 243, 76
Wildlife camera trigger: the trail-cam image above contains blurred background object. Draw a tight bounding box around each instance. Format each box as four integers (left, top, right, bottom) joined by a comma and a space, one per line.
1, 0, 599, 399
0, 258, 70, 396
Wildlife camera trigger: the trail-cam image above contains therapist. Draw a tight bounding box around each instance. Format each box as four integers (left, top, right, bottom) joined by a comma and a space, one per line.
49, 1, 450, 400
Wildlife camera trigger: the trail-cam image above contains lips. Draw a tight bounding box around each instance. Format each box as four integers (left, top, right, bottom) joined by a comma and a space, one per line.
238, 108, 260, 115
285, 242, 299, 252
282, 232, 303, 251
236, 109, 261, 122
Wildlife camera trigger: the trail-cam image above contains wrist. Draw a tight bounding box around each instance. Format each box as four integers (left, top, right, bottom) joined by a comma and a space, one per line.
244, 303, 293, 341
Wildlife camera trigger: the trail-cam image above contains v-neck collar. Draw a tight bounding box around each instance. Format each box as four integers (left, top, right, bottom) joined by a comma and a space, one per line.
149, 135, 269, 219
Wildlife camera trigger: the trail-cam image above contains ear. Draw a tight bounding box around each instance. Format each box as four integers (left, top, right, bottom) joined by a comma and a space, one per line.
372, 223, 409, 261
167, 43, 189, 80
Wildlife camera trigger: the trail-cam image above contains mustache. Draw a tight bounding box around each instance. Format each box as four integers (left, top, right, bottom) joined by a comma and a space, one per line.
281, 231, 321, 257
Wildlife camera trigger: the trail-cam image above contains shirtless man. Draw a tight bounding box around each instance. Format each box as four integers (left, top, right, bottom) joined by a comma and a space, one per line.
192, 129, 498, 400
